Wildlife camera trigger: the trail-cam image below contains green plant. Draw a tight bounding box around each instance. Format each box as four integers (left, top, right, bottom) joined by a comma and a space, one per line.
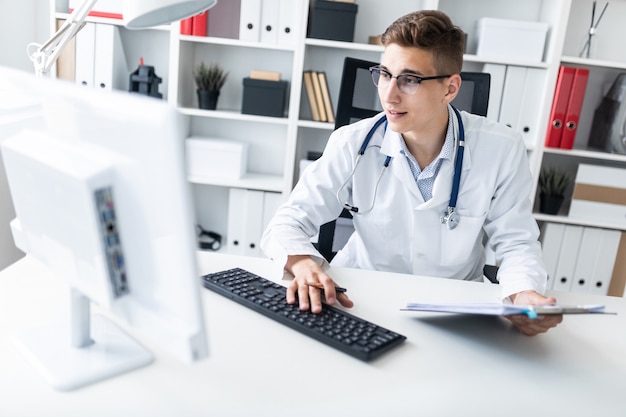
538, 167, 572, 197
193, 62, 228, 92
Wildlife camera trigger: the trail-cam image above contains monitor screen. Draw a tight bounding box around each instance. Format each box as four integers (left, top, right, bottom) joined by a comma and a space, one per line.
0, 66, 208, 391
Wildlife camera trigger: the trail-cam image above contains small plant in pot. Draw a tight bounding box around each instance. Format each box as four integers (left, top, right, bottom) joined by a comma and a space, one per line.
193, 62, 228, 110
538, 167, 572, 215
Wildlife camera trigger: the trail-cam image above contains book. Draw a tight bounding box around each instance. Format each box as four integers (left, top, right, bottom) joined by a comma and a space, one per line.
250, 70, 281, 81
192, 11, 208, 36
303, 71, 321, 121
317, 71, 335, 124
311, 71, 327, 122
402, 302, 610, 319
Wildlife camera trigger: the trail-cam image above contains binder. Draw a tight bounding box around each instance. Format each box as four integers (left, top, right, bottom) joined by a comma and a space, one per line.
545, 66, 575, 148
608, 233, 626, 297
499, 66, 544, 149
587, 228, 621, 295
93, 24, 127, 91
262, 192, 283, 234
518, 67, 544, 148
482, 63, 506, 122
552, 225, 583, 292
277, 0, 300, 45
260, 0, 280, 44
227, 189, 264, 256
560, 68, 590, 150
192, 11, 208, 36
311, 71, 327, 122
239, 0, 262, 42
227, 189, 281, 257
303, 71, 321, 121
180, 17, 194, 35
74, 22, 96, 88
571, 226, 603, 293
317, 72, 335, 124
540, 222, 565, 290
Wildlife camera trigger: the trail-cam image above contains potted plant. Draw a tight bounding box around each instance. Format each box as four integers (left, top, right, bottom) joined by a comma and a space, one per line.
538, 166, 572, 214
193, 62, 228, 110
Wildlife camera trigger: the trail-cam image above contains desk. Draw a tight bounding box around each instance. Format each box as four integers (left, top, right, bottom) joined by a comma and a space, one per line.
1, 252, 625, 416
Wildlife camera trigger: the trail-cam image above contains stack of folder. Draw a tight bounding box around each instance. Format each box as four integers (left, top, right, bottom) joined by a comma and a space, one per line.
544, 65, 590, 149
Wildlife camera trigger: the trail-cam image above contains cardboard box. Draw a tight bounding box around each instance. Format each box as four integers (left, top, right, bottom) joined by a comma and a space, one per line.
241, 78, 288, 117
308, 0, 358, 42
476, 18, 548, 62
185, 137, 248, 180
569, 164, 626, 226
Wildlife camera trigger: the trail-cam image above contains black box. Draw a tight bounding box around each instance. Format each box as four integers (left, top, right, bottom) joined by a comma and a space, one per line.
308, 0, 358, 42
241, 78, 288, 117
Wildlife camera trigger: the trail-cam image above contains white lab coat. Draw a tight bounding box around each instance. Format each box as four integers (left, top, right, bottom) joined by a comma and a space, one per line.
261, 109, 547, 299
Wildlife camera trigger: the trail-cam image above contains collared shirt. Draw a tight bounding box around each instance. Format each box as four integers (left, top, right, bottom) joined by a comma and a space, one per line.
400, 109, 455, 201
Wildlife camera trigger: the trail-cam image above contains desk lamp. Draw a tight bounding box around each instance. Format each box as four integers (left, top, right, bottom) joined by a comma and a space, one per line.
28, 0, 218, 77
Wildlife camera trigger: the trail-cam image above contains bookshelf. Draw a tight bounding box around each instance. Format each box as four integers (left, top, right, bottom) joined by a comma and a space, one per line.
47, 0, 625, 295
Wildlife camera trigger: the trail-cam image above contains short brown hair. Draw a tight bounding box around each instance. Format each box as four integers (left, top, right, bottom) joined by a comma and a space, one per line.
381, 10, 464, 75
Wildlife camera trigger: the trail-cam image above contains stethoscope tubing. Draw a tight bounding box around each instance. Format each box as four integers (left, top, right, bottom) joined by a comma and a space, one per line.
338, 106, 465, 223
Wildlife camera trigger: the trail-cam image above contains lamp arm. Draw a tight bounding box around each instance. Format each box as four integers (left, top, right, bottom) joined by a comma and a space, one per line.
27, 0, 99, 77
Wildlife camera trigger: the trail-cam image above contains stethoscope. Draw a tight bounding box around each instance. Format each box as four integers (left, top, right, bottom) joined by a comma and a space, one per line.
336, 106, 465, 230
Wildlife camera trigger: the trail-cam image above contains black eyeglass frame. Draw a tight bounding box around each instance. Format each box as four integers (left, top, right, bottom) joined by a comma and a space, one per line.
369, 66, 452, 94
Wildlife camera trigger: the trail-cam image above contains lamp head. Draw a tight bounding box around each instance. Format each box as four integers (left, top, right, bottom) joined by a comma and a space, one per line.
124, 0, 218, 29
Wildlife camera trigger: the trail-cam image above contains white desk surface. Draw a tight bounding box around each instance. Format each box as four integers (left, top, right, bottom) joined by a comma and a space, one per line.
1, 252, 625, 416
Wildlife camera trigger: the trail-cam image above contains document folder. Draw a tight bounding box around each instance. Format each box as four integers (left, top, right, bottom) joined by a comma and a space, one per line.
403, 303, 611, 319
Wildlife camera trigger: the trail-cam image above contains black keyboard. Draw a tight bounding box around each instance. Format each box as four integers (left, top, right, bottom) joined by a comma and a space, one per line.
202, 268, 407, 361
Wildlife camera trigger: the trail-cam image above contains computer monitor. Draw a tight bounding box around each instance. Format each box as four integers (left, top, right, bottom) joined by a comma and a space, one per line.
0, 66, 208, 391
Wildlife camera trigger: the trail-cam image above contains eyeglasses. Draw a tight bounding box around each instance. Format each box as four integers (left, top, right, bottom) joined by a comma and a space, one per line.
369, 66, 451, 95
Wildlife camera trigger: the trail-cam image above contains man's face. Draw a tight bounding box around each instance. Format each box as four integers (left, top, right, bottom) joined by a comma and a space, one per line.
378, 43, 454, 140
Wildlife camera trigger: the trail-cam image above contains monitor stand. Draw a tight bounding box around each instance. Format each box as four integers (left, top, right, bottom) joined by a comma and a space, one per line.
11, 288, 153, 391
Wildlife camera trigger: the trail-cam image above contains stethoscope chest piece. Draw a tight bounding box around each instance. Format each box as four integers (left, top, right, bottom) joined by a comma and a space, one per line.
441, 207, 460, 230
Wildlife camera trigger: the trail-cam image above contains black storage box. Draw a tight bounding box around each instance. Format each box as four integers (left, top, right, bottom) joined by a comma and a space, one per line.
308, 0, 358, 42
241, 78, 288, 117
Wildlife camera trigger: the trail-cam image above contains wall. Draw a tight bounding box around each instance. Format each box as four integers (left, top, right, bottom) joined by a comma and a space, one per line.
0, 0, 50, 270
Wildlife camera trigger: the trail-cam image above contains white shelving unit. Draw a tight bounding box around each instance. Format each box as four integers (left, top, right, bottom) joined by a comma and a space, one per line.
48, 0, 626, 286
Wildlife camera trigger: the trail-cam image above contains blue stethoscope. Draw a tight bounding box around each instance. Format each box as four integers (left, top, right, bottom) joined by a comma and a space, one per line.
336, 106, 465, 230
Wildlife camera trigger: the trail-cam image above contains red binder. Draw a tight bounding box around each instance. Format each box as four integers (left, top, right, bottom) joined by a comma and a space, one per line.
545, 66, 575, 148
180, 17, 194, 35
560, 68, 590, 150
192, 11, 209, 36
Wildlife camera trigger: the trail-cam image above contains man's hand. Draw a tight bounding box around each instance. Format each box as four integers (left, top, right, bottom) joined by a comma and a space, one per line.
285, 255, 353, 314
507, 290, 563, 336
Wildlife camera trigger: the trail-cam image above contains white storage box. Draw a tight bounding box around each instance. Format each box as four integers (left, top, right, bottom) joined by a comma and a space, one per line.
476, 18, 549, 62
185, 137, 248, 180
569, 164, 626, 227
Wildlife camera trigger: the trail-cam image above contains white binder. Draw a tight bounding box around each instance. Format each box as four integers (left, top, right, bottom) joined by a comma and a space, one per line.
277, 0, 300, 45
262, 191, 283, 233
227, 189, 264, 256
93, 24, 127, 91
540, 222, 565, 290
260, 0, 280, 44
571, 227, 603, 293
552, 225, 583, 292
588, 229, 621, 295
74, 22, 96, 88
499, 66, 545, 149
239, 0, 262, 42
481, 63, 506, 122
516, 67, 544, 149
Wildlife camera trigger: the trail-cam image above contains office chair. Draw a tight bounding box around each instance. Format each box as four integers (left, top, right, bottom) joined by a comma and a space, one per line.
314, 57, 499, 284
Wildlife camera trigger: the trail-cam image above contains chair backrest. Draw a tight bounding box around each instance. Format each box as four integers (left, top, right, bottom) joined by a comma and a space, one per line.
315, 57, 492, 267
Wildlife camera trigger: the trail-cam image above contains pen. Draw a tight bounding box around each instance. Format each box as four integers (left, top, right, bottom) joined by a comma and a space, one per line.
306, 282, 347, 293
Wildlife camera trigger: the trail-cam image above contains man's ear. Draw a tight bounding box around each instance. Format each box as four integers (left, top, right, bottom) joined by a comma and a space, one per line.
443, 74, 462, 104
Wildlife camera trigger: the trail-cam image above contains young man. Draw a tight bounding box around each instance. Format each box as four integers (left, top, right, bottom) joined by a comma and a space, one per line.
261, 10, 560, 335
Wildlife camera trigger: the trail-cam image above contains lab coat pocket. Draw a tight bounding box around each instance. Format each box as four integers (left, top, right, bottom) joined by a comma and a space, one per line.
439, 210, 487, 267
